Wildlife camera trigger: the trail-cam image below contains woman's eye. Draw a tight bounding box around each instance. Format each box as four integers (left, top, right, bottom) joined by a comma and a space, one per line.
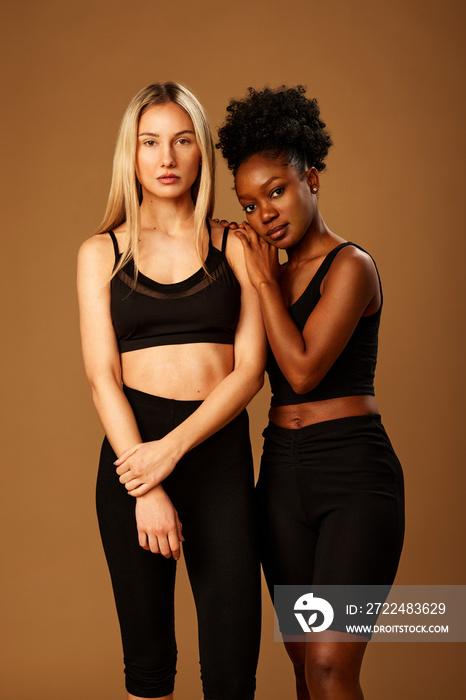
271, 187, 284, 198
144, 140, 156, 147
243, 204, 256, 214
177, 138, 190, 145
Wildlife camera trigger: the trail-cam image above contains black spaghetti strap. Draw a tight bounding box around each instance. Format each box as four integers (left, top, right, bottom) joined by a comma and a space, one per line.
221, 226, 230, 254
322, 242, 353, 271
320, 242, 383, 308
108, 230, 120, 263
310, 242, 353, 288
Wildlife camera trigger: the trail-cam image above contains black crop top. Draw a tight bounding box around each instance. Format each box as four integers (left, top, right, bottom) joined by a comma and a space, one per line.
267, 242, 382, 406
109, 222, 241, 353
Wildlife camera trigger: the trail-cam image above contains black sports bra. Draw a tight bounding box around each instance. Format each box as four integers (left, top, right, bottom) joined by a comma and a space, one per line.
267, 242, 382, 405
109, 222, 241, 353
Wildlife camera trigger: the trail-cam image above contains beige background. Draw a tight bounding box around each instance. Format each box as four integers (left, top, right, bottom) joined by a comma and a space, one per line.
1, 0, 465, 698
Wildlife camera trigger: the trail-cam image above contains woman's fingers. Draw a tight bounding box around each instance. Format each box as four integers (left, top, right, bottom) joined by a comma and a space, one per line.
242, 222, 263, 246
119, 468, 152, 490
116, 455, 144, 480
234, 229, 250, 246
241, 221, 255, 233
138, 528, 183, 558
114, 444, 140, 468
168, 531, 181, 560
117, 457, 157, 489
176, 512, 184, 543
237, 222, 263, 252
115, 440, 174, 488
138, 531, 150, 551
156, 533, 174, 559
213, 217, 239, 229
121, 476, 142, 490
118, 470, 133, 484
234, 224, 253, 246
147, 533, 161, 555
138, 527, 172, 558
135, 489, 183, 558
127, 482, 151, 497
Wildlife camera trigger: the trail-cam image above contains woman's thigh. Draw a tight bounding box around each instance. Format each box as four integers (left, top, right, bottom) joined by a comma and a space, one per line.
256, 415, 404, 636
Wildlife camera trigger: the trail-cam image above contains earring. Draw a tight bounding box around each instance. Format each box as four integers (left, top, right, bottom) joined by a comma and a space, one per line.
312, 186, 318, 193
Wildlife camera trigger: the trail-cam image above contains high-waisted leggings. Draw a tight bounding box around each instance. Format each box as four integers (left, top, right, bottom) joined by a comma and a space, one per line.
96, 386, 261, 699
256, 413, 405, 635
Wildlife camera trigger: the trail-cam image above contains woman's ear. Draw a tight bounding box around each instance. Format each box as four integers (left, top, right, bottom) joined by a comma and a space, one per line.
306, 166, 320, 194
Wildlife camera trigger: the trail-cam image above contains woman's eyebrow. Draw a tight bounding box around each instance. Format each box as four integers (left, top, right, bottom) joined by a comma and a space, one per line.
138, 130, 196, 137
237, 176, 281, 199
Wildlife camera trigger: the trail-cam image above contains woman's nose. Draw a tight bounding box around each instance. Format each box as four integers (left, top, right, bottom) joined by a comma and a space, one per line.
160, 144, 176, 167
260, 202, 278, 223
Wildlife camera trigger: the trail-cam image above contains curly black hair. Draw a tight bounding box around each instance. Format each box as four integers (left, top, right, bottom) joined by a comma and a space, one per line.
216, 85, 333, 177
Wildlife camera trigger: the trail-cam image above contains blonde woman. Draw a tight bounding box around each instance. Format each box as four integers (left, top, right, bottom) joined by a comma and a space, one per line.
77, 82, 265, 700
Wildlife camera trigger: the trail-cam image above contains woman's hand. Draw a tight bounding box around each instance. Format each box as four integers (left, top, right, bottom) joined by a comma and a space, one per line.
235, 221, 280, 290
212, 217, 239, 229
136, 486, 184, 559
115, 437, 181, 496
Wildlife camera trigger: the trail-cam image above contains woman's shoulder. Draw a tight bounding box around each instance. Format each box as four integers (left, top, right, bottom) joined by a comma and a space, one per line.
80, 222, 127, 250
322, 240, 380, 298
209, 218, 242, 255
328, 241, 377, 275
208, 218, 227, 245
79, 231, 112, 257
208, 217, 249, 281
77, 231, 118, 278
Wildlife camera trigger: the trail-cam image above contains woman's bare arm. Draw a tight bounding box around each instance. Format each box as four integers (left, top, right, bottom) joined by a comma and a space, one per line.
236, 223, 380, 394
77, 234, 141, 452
77, 234, 183, 558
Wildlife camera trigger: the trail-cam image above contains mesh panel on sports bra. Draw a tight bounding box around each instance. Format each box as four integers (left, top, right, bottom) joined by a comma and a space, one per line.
116, 257, 232, 300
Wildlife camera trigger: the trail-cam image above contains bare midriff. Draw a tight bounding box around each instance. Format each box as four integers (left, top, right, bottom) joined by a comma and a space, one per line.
120, 342, 235, 401
269, 394, 379, 429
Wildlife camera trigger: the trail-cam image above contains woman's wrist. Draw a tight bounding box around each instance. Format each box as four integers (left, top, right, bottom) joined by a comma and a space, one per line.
159, 432, 186, 467
259, 277, 279, 291
257, 278, 281, 303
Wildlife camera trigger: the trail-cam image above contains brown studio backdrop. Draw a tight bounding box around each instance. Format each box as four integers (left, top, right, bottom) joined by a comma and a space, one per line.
0, 0, 464, 698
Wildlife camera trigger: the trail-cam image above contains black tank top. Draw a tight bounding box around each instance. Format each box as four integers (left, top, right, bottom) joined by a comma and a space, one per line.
267, 242, 382, 405
109, 222, 241, 353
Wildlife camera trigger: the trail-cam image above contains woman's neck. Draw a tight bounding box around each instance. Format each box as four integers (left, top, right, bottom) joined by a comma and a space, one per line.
287, 210, 336, 266
139, 191, 196, 235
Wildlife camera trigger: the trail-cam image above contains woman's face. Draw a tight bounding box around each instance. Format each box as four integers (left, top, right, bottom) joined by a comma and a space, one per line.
136, 102, 201, 201
235, 154, 318, 248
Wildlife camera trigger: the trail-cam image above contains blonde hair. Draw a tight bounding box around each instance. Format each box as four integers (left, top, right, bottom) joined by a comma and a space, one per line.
97, 82, 215, 277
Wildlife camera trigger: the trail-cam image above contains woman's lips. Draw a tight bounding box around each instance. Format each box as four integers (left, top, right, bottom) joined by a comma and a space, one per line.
267, 224, 287, 240
157, 175, 180, 184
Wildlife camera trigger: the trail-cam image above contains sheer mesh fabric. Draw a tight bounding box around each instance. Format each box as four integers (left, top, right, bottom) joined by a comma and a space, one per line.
116, 257, 230, 299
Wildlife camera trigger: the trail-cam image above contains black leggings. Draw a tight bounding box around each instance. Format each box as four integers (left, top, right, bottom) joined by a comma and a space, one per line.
256, 413, 405, 635
96, 386, 261, 699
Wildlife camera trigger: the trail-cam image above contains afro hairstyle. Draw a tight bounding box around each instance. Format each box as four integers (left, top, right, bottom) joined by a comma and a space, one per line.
217, 85, 333, 177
